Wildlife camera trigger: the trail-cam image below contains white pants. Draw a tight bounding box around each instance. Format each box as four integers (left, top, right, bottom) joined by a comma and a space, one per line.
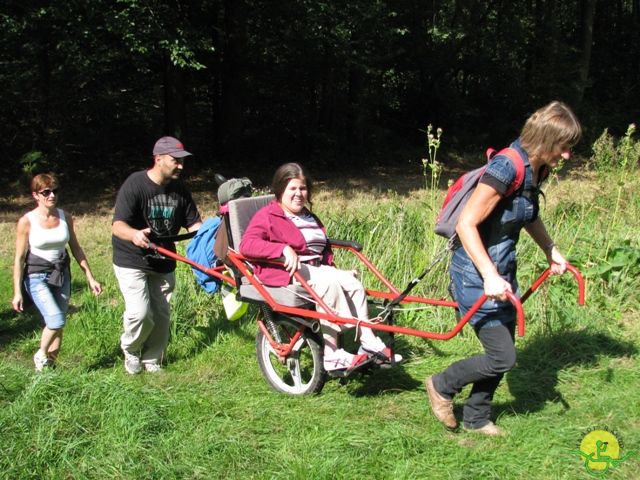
297, 264, 372, 350
114, 265, 175, 365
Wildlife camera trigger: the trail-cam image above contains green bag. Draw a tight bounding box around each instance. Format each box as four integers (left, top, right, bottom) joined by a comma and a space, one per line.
221, 285, 248, 321
217, 177, 253, 205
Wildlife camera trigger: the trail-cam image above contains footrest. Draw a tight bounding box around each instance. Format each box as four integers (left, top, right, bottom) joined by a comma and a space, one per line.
325, 356, 375, 378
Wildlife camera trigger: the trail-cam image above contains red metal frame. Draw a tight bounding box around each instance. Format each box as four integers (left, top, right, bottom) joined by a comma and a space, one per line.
150, 245, 237, 287
256, 319, 304, 358
152, 242, 585, 347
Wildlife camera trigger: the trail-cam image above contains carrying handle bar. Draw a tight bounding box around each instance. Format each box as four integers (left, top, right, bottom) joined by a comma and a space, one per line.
520, 263, 585, 306
149, 243, 236, 286
462, 291, 526, 337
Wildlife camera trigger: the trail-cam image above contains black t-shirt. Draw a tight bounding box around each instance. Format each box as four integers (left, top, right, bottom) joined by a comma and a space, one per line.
112, 171, 201, 273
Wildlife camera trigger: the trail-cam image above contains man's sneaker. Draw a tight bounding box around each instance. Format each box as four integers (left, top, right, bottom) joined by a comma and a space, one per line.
359, 336, 403, 364
144, 362, 162, 373
33, 350, 51, 372
123, 352, 142, 375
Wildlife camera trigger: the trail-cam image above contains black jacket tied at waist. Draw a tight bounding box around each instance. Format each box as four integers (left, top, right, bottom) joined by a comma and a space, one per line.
26, 250, 70, 287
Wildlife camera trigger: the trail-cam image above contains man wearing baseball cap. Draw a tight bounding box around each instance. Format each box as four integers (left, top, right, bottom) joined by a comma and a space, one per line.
112, 136, 203, 374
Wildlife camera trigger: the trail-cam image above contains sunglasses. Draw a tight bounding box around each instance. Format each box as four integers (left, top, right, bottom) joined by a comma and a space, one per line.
38, 188, 59, 197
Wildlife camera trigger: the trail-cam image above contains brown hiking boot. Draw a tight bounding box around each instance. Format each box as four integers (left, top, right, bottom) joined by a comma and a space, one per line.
464, 421, 505, 437
425, 376, 457, 429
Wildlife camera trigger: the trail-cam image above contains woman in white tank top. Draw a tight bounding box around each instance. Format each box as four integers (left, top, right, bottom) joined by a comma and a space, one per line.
12, 173, 102, 371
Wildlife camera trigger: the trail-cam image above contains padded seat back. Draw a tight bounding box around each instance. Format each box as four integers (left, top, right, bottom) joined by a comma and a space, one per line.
226, 194, 313, 308
227, 194, 275, 249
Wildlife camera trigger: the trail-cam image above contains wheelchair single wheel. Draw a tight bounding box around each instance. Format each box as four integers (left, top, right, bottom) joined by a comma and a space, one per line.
256, 315, 326, 395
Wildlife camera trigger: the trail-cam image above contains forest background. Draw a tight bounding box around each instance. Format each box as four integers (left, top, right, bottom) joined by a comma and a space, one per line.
1, 0, 639, 193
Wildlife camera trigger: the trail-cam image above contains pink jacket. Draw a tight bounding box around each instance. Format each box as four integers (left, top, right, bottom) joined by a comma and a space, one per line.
239, 201, 334, 286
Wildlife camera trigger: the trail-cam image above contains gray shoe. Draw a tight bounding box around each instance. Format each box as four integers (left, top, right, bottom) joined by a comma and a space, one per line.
33, 350, 51, 372
144, 362, 162, 373
123, 352, 142, 375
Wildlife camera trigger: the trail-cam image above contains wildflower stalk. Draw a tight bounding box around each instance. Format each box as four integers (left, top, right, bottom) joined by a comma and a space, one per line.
421, 124, 443, 215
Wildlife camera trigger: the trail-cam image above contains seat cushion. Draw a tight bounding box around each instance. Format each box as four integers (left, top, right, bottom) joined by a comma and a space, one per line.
239, 282, 314, 308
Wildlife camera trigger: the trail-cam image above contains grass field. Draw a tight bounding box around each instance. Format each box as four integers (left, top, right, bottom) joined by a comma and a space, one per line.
1, 149, 639, 479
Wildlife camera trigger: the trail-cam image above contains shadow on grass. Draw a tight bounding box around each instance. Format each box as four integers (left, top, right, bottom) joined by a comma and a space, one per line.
496, 329, 638, 416
83, 310, 257, 371
0, 281, 90, 352
349, 365, 422, 397
84, 345, 125, 370
194, 305, 257, 344
338, 335, 423, 396
0, 307, 41, 349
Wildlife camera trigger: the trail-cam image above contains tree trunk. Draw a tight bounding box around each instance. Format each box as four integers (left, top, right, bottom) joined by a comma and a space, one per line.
575, 0, 597, 106
163, 53, 186, 139
35, 20, 52, 148
220, 0, 247, 150
346, 66, 366, 150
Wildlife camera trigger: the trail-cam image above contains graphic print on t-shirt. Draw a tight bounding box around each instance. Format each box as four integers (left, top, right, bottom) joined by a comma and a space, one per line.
147, 193, 179, 236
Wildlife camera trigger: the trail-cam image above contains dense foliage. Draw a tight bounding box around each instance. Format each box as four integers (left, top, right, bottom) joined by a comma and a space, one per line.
2, 0, 639, 185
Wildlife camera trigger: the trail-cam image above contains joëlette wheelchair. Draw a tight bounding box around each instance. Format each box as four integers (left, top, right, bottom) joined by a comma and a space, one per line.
151, 194, 585, 396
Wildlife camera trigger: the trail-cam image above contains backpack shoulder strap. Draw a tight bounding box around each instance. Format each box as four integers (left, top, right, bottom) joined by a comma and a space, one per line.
486, 147, 525, 196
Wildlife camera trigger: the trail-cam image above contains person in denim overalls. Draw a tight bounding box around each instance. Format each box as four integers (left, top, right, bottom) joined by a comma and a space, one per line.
425, 101, 582, 436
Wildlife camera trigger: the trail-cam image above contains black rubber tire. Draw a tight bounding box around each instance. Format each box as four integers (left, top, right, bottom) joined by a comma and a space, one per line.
256, 316, 326, 395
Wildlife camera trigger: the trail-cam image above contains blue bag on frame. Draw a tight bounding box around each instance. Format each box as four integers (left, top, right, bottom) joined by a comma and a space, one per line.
185, 216, 223, 294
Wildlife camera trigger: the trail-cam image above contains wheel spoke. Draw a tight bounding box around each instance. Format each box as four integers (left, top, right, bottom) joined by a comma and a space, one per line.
288, 358, 303, 391
290, 336, 306, 353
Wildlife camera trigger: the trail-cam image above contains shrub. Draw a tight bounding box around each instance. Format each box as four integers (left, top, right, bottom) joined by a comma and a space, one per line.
590, 123, 640, 174
19, 150, 49, 176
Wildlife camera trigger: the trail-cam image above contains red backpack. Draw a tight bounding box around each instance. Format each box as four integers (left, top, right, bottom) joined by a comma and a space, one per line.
434, 147, 525, 240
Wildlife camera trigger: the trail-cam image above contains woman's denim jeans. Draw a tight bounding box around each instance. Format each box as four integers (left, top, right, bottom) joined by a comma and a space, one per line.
25, 271, 70, 329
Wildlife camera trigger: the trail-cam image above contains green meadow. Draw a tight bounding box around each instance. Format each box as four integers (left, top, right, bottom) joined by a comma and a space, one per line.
1, 129, 639, 479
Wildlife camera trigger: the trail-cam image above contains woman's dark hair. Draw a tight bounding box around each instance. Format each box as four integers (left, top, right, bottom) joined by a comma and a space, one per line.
271, 162, 313, 206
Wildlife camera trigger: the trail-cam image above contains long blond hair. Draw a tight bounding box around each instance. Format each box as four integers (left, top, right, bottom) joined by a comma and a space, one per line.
520, 101, 582, 158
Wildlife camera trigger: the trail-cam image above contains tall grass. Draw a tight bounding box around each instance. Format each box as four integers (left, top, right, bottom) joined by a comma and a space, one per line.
1, 130, 639, 479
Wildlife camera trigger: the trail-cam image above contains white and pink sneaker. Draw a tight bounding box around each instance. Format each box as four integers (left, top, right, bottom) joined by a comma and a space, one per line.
359, 336, 403, 364
323, 348, 371, 373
